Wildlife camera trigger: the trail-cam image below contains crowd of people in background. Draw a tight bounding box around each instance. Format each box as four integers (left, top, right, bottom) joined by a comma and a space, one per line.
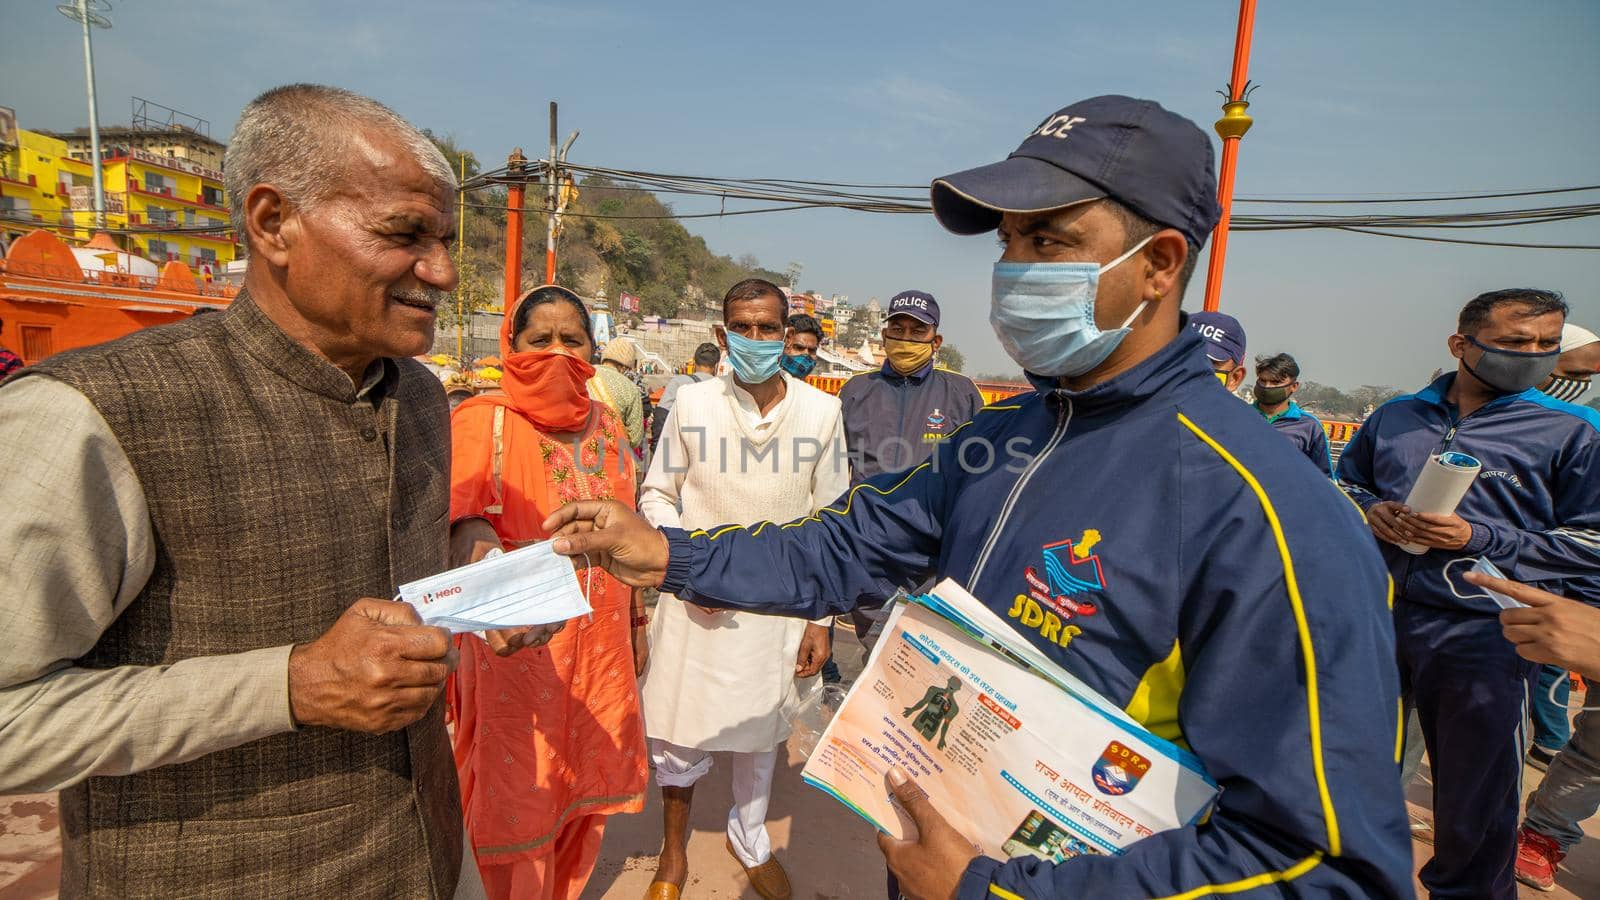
1, 82, 1598, 900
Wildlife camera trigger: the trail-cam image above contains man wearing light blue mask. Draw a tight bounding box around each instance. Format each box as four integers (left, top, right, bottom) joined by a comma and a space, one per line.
546, 96, 1412, 900
1337, 289, 1600, 899
634, 277, 845, 900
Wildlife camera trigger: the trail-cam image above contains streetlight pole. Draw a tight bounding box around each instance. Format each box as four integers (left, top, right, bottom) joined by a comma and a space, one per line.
59, 0, 110, 232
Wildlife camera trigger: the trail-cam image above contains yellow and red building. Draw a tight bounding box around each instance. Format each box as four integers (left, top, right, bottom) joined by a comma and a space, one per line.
1, 108, 239, 273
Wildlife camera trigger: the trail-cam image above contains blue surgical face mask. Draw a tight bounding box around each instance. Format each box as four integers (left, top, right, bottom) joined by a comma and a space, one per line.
990, 236, 1153, 378
780, 352, 817, 379
722, 328, 785, 384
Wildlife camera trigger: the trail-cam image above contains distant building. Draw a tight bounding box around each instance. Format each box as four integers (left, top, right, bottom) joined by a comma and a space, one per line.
0, 104, 238, 271
0, 119, 77, 251
861, 296, 884, 332
52, 123, 226, 170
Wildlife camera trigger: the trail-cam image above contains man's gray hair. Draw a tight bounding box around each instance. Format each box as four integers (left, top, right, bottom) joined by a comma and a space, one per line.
224, 84, 456, 248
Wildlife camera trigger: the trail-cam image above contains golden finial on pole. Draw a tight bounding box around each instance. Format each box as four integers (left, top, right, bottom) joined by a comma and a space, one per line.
1200, 0, 1261, 314
1214, 82, 1257, 141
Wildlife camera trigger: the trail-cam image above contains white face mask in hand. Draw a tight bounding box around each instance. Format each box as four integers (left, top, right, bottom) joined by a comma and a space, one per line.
1444, 557, 1600, 711
1443, 557, 1524, 610
396, 541, 593, 633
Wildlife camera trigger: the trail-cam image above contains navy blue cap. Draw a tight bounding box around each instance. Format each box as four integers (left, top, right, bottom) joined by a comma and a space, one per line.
887, 290, 940, 327
930, 96, 1222, 249
1188, 311, 1247, 365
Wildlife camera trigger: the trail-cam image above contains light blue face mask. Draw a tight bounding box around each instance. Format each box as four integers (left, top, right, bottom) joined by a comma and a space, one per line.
722, 328, 785, 384
990, 236, 1153, 378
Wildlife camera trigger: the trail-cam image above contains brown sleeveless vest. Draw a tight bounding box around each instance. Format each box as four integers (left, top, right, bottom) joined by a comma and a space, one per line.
25, 294, 462, 898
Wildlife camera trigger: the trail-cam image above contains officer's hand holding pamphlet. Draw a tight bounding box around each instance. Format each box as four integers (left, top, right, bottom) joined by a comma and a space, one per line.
801, 579, 1219, 863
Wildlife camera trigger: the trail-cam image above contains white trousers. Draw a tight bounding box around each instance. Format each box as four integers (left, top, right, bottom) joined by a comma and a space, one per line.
651, 738, 778, 867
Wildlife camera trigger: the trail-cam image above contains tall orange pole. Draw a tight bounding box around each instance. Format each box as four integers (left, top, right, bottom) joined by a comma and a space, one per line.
1200, 0, 1258, 312
504, 148, 527, 307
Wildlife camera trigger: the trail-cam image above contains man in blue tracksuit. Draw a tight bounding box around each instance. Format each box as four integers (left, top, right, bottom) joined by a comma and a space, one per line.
549, 96, 1412, 899
1253, 352, 1333, 477
1336, 289, 1600, 899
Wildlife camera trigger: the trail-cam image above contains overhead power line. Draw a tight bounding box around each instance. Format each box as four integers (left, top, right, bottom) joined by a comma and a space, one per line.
461, 164, 1600, 248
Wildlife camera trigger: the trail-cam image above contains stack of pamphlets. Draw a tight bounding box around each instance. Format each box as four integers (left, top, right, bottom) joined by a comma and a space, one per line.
801, 579, 1219, 863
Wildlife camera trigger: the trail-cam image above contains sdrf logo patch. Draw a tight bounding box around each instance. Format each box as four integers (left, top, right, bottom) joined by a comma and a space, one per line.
1009, 529, 1107, 649
1092, 740, 1151, 796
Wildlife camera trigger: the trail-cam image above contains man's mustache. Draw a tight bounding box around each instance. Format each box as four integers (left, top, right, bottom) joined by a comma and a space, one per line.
391, 287, 450, 309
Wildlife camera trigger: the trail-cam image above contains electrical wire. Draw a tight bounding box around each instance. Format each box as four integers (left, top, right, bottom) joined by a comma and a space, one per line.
1234, 185, 1600, 204
14, 164, 1599, 250
1325, 227, 1600, 251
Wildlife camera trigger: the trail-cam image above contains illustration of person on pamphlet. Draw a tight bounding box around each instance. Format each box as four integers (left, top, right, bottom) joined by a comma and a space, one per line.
903, 676, 962, 750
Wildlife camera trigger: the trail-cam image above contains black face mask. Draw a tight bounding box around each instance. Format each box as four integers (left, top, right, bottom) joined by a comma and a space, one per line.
1254, 383, 1292, 406
1462, 336, 1561, 394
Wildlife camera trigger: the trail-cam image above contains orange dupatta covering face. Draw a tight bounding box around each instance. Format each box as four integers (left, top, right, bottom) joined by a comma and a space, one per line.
467, 285, 597, 434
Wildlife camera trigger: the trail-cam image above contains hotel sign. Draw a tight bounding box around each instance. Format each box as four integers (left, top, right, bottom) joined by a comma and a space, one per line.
128, 148, 223, 182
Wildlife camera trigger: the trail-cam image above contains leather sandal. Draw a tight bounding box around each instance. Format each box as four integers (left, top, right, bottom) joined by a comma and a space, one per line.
726, 838, 792, 900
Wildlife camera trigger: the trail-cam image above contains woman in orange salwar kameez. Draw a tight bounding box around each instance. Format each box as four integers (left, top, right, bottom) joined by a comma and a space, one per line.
447, 284, 649, 900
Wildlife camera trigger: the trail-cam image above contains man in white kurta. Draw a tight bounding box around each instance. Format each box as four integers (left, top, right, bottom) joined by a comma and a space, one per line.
638, 281, 849, 898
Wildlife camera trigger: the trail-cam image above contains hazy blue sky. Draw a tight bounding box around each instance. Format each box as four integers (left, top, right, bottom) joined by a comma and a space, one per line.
7, 0, 1597, 386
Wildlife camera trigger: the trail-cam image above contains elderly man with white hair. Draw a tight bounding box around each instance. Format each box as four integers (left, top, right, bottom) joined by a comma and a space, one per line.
0, 84, 534, 898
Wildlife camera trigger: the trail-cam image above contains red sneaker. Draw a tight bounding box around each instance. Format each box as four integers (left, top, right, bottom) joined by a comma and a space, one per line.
1515, 826, 1565, 892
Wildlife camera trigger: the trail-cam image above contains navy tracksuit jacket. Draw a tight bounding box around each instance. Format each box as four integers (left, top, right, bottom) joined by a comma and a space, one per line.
838, 362, 985, 483
1259, 400, 1333, 477
1337, 374, 1600, 899
658, 329, 1413, 899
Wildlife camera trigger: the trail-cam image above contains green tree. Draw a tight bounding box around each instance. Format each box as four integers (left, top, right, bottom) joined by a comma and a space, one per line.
437, 247, 496, 352
1350, 385, 1405, 413
936, 343, 966, 372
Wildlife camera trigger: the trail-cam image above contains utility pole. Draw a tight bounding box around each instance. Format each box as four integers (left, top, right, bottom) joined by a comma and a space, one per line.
504, 148, 527, 308
545, 102, 558, 285
455, 153, 466, 363
541, 102, 581, 285
59, 0, 110, 231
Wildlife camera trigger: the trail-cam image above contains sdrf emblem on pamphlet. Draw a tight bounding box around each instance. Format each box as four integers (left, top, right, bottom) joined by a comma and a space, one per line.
1025, 529, 1106, 618
1092, 740, 1151, 796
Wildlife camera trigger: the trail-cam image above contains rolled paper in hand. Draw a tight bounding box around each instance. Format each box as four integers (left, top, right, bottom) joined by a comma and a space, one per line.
1398, 451, 1481, 555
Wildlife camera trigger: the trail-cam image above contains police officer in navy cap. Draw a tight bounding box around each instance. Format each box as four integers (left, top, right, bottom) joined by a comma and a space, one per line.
545, 96, 1412, 900
840, 290, 984, 484
830, 291, 985, 677
1188, 309, 1248, 392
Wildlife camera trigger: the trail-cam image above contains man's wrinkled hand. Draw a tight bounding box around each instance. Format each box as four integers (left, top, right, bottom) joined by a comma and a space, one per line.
543, 500, 670, 588
795, 622, 831, 678
288, 599, 457, 733
878, 767, 980, 900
